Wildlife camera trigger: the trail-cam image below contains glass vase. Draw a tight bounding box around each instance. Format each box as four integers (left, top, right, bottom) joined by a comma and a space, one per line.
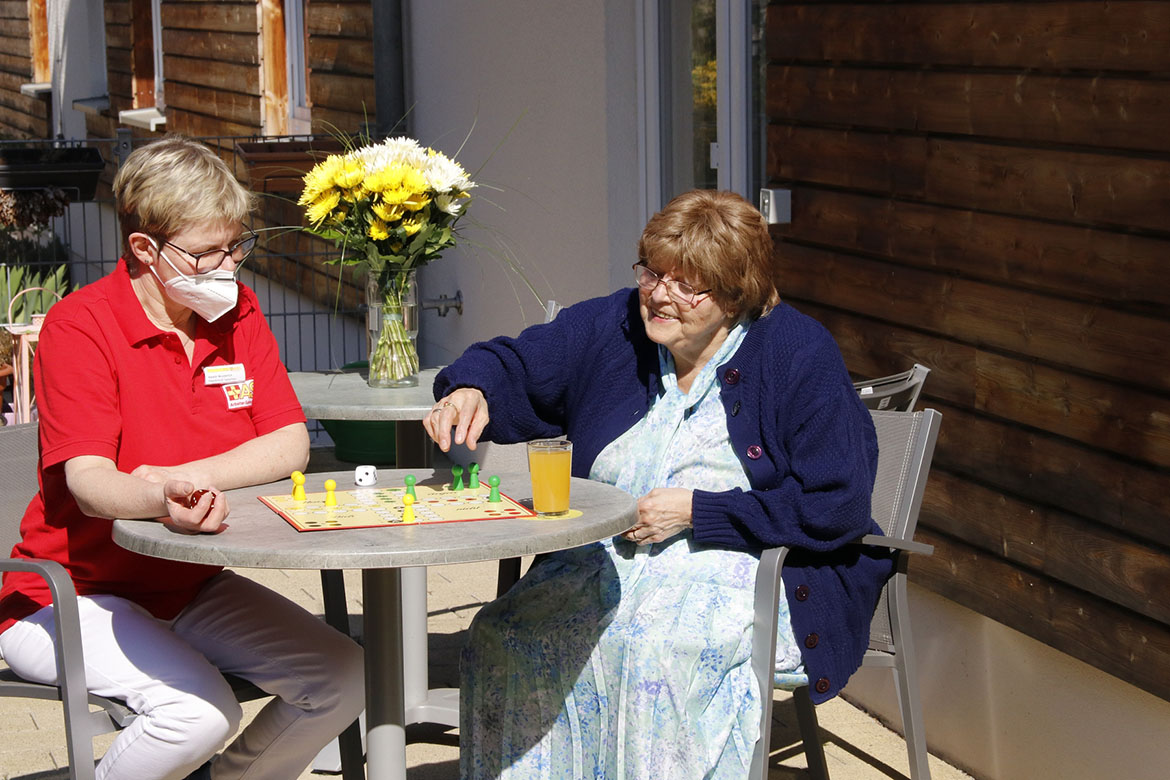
366, 268, 419, 388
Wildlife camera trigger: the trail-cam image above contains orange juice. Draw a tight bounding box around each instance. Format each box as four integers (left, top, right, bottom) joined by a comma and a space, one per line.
527, 441, 572, 515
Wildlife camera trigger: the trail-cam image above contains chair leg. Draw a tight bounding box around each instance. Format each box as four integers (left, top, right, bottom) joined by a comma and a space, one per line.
793, 686, 829, 780
889, 577, 931, 780
320, 570, 366, 780
892, 655, 931, 780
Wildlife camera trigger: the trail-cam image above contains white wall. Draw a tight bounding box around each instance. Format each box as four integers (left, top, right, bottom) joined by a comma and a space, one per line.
844, 585, 1170, 780
407, 0, 642, 365
48, 0, 107, 139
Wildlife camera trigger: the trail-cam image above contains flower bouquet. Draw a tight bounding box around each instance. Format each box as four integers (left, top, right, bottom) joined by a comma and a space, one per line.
299, 137, 475, 386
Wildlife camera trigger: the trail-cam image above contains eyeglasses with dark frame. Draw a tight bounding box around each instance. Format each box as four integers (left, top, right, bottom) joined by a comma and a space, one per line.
632, 263, 712, 306
161, 230, 258, 274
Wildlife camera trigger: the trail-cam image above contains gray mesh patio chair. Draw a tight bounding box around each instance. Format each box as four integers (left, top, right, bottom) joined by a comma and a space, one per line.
749, 408, 942, 780
854, 363, 931, 412
0, 421, 267, 780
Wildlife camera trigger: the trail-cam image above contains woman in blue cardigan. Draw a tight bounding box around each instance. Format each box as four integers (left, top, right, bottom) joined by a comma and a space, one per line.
424, 189, 893, 779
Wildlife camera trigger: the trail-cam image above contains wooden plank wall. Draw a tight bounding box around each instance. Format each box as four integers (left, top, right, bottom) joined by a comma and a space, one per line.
306, 1, 375, 133
764, 1, 1170, 700
160, 0, 263, 137
0, 0, 49, 138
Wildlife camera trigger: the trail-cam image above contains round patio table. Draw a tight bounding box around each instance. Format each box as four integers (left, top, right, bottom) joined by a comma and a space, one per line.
113, 469, 636, 780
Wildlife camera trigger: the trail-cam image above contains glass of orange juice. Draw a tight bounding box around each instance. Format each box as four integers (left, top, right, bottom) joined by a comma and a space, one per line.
527, 439, 572, 516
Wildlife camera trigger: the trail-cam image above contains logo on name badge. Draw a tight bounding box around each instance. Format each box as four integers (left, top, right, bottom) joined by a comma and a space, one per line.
223, 379, 254, 410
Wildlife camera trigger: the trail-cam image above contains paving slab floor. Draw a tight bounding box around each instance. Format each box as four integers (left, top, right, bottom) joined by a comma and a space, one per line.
1, 543, 973, 779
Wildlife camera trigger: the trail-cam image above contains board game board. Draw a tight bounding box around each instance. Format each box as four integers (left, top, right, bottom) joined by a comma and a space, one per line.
259, 481, 536, 531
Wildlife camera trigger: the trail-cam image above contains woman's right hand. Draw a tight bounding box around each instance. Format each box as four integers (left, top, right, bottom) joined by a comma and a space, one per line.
161, 480, 228, 534
423, 387, 490, 452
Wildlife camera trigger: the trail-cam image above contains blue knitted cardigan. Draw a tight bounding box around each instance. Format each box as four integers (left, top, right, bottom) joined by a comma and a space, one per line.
434, 288, 894, 702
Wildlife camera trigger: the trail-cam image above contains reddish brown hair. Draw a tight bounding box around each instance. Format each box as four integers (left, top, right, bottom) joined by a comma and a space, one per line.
637, 189, 779, 320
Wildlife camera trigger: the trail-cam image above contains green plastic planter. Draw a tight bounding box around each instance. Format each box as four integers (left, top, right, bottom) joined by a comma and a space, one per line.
318, 361, 397, 465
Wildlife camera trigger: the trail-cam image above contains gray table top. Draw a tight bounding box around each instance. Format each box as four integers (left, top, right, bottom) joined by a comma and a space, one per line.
112, 469, 637, 570
288, 369, 441, 420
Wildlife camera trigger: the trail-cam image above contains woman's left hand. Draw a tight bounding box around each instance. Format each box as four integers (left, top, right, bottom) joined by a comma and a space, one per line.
623, 488, 693, 545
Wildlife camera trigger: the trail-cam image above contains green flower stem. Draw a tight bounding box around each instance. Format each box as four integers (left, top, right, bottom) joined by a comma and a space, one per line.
368, 279, 418, 384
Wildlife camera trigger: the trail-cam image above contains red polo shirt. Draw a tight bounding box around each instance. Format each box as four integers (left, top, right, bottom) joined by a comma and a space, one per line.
0, 259, 306, 633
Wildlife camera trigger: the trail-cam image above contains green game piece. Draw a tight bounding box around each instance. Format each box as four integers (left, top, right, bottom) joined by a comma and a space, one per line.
468, 462, 480, 489
452, 464, 464, 491
404, 474, 417, 499
488, 474, 501, 503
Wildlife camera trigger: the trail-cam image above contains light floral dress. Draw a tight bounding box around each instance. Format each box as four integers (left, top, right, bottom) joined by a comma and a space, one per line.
460, 324, 802, 779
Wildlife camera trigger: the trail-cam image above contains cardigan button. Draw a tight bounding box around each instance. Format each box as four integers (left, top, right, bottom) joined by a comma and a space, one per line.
795, 585, 810, 601
746, 444, 763, 460
731, 400, 741, 416
804, 633, 820, 649
723, 368, 741, 385
814, 677, 831, 694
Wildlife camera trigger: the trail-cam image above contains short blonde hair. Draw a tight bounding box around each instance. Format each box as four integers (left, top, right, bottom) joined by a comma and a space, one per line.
113, 136, 254, 259
637, 189, 779, 320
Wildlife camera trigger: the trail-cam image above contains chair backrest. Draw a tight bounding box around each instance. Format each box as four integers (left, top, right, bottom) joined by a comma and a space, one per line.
866, 409, 941, 652
855, 363, 930, 412
0, 422, 39, 550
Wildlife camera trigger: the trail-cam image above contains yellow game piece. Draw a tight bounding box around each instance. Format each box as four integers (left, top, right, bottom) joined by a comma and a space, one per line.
291, 470, 306, 501
402, 493, 416, 523
324, 479, 337, 507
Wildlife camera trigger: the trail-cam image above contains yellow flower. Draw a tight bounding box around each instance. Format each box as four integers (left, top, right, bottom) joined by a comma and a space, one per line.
305, 190, 341, 225
299, 155, 343, 205
333, 157, 366, 190
402, 193, 431, 212
401, 166, 427, 192
372, 200, 403, 222
402, 214, 425, 236
381, 187, 411, 206
368, 219, 390, 241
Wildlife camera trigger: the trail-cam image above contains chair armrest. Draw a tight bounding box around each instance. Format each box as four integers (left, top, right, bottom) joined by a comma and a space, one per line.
854, 534, 934, 556
0, 557, 96, 739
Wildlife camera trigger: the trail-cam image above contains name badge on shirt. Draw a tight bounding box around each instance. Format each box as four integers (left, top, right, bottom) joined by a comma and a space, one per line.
223, 379, 254, 410
204, 363, 247, 385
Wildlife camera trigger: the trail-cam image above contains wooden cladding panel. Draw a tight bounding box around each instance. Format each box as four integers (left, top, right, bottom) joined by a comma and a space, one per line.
767, 65, 1170, 155
767, 125, 1170, 232
794, 301, 1170, 550
0, 51, 33, 76
775, 188, 1170, 310
161, 30, 259, 65
0, 1, 29, 18
165, 81, 260, 127
922, 469, 1170, 626
105, 21, 131, 52
767, 3, 1170, 73
306, 2, 372, 37
0, 18, 29, 41
912, 529, 1170, 704
774, 244, 1170, 398
103, 1, 129, 25
307, 104, 370, 136
160, 2, 257, 34
308, 36, 375, 77
166, 106, 258, 138
308, 71, 375, 118
163, 55, 260, 96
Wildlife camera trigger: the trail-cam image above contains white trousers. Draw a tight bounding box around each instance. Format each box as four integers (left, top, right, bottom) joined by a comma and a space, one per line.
0, 570, 364, 780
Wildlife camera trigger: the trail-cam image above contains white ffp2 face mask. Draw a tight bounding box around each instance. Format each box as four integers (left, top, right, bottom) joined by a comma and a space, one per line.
147, 239, 240, 322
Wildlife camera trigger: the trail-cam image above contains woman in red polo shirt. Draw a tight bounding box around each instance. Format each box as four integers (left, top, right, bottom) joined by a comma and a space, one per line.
0, 137, 363, 780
